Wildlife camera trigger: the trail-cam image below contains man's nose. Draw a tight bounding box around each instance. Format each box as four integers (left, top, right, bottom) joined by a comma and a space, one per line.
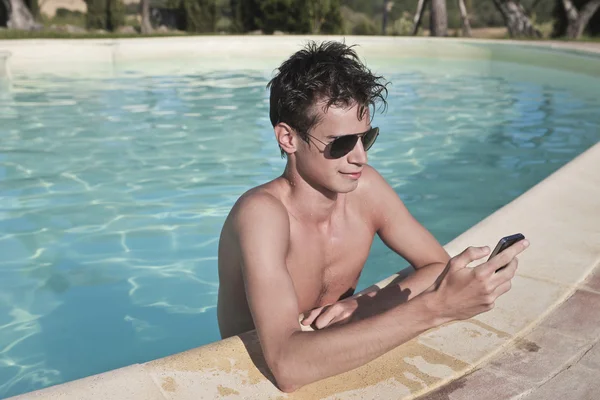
347, 138, 367, 165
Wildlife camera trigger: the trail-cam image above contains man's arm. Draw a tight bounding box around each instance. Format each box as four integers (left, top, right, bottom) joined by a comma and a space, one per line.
302, 167, 450, 329
371, 165, 450, 287
352, 166, 451, 309
233, 190, 524, 392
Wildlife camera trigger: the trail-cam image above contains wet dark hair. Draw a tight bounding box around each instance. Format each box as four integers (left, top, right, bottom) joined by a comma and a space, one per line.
267, 40, 389, 157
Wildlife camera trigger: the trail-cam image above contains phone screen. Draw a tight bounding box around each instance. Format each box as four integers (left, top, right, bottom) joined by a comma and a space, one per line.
489, 233, 525, 272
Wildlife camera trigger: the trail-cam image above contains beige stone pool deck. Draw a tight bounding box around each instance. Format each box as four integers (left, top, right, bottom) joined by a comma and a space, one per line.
2, 37, 600, 399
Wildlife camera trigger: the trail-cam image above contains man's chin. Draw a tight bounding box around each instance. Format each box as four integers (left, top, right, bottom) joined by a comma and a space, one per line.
335, 179, 360, 194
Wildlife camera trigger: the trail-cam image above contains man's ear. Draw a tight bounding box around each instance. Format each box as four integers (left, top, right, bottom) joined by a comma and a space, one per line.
274, 123, 297, 155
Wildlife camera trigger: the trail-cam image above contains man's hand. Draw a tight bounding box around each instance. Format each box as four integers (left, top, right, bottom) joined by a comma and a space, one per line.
428, 239, 529, 323
300, 297, 359, 330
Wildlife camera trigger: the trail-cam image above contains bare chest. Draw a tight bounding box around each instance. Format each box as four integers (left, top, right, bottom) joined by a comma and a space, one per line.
286, 217, 375, 313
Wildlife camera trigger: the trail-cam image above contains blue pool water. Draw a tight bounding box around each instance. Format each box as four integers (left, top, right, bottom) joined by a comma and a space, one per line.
1, 48, 600, 397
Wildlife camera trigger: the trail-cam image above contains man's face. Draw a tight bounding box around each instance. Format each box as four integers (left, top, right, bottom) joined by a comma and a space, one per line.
295, 102, 371, 194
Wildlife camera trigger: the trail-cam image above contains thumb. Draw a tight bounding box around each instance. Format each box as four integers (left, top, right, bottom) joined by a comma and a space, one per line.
450, 246, 490, 270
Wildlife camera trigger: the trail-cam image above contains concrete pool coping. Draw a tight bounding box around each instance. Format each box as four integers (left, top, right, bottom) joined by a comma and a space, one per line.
2, 37, 600, 399
1, 36, 600, 78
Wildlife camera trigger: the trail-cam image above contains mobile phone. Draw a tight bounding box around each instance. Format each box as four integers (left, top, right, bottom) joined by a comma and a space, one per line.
489, 233, 525, 272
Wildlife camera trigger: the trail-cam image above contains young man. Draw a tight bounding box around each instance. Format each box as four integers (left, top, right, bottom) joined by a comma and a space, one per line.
217, 41, 528, 393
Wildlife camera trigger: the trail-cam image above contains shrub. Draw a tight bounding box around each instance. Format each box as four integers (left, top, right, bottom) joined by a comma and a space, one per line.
389, 12, 413, 36
107, 0, 126, 30
85, 0, 107, 30
180, 0, 217, 32
352, 13, 377, 35
237, 0, 311, 34
320, 0, 345, 34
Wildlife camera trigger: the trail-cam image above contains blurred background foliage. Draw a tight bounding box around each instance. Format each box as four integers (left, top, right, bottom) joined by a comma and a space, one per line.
0, 0, 598, 39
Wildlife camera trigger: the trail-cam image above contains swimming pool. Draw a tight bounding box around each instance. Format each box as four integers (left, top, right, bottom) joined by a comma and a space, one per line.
1, 41, 599, 398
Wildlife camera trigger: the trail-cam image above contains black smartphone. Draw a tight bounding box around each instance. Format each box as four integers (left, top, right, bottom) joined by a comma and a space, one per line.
489, 233, 525, 272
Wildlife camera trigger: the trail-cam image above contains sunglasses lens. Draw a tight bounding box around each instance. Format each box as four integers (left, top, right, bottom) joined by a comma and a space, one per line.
330, 135, 359, 159
362, 127, 379, 151
328, 128, 379, 159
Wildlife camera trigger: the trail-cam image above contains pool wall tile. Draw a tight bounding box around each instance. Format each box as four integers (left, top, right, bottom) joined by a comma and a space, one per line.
418, 366, 531, 400
579, 342, 600, 371
580, 266, 600, 294
418, 321, 510, 364
144, 334, 285, 399
471, 275, 567, 335
518, 363, 600, 400
538, 290, 600, 341
488, 326, 589, 385
8, 364, 166, 400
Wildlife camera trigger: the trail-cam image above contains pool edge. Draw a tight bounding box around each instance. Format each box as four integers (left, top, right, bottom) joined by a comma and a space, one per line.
1, 37, 600, 78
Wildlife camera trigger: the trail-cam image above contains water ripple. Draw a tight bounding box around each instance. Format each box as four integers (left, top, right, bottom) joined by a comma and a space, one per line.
0, 60, 599, 398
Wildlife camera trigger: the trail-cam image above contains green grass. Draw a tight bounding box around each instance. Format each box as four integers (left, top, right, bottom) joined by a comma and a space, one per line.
39, 12, 87, 29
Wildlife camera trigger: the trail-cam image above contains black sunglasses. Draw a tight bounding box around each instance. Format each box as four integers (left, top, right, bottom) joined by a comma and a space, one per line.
307, 127, 379, 159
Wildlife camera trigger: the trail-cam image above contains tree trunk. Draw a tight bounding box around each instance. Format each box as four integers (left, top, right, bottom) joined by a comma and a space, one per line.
308, 0, 322, 34
492, 0, 542, 37
563, 0, 600, 39
1, 0, 9, 25
457, 0, 472, 36
140, 0, 152, 34
577, 0, 600, 37
382, 0, 393, 35
5, 0, 39, 30
412, 0, 429, 35
430, 0, 448, 36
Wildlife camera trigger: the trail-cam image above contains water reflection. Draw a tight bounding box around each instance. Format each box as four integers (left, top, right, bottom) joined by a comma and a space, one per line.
1, 61, 599, 398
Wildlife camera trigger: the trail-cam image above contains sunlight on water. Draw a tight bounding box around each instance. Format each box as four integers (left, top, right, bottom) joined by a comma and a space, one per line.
0, 55, 599, 397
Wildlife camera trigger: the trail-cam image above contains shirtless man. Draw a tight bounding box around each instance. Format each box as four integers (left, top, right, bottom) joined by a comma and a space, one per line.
217, 41, 529, 393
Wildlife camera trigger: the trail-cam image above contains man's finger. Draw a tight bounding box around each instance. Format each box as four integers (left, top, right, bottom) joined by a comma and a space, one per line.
484, 239, 529, 275
301, 307, 323, 326
314, 307, 336, 330
327, 314, 348, 328
492, 279, 513, 299
492, 258, 518, 282
450, 246, 490, 271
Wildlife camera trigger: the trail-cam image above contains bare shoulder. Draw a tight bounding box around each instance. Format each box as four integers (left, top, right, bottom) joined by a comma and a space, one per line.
353, 164, 406, 229
226, 185, 290, 240
355, 164, 395, 200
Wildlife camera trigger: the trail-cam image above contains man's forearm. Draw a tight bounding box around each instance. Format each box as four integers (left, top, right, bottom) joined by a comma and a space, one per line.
350, 262, 447, 320
276, 290, 444, 392
393, 262, 447, 300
